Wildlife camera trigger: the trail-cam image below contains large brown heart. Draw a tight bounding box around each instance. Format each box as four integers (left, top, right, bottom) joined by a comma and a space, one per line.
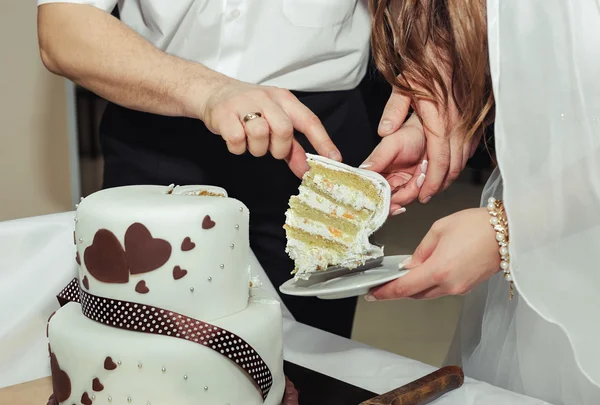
84, 229, 129, 284
124, 223, 172, 275
50, 353, 71, 403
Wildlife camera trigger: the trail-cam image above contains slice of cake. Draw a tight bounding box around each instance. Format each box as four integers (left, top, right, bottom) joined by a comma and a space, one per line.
284, 154, 391, 279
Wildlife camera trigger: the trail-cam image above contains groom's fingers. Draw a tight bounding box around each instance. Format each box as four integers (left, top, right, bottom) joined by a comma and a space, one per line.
378, 87, 411, 136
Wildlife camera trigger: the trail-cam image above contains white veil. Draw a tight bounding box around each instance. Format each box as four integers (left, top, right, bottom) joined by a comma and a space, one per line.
446, 1, 600, 404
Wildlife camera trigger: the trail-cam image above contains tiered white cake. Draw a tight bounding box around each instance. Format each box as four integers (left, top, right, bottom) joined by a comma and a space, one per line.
47, 185, 285, 405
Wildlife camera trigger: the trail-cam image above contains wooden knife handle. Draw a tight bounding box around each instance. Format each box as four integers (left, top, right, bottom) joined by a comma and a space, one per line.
361, 366, 464, 405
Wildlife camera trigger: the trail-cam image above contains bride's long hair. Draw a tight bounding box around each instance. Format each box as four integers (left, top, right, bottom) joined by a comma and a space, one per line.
370, 0, 495, 141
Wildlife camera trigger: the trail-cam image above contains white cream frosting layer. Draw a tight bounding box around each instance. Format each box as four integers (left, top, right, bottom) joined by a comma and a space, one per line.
284, 211, 354, 246
295, 185, 357, 219
311, 173, 377, 212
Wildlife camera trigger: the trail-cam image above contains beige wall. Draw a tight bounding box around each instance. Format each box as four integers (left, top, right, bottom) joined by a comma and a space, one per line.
0, 1, 73, 221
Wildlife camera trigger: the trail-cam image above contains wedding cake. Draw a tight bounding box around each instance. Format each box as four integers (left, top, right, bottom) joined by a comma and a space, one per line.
47, 185, 286, 405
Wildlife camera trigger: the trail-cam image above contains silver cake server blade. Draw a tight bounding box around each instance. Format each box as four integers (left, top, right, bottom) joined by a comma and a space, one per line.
293, 255, 384, 287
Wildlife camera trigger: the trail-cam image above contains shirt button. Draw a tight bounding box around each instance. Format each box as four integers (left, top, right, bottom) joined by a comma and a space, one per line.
231, 9, 241, 19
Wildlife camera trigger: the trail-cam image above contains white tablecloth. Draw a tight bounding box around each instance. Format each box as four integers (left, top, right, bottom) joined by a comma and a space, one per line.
0, 212, 550, 404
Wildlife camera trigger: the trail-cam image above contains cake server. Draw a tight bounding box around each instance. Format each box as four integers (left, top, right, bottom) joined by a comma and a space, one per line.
358, 366, 464, 405
293, 255, 385, 287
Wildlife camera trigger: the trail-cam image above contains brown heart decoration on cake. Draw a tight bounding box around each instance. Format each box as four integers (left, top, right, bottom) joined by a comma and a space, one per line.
82, 276, 89, 290
84, 229, 129, 284
75, 252, 81, 265
92, 378, 104, 392
104, 356, 117, 371
202, 215, 216, 229
125, 223, 172, 275
81, 392, 93, 405
73, 231, 76, 245
50, 353, 71, 403
135, 280, 150, 294
181, 237, 195, 251
46, 311, 56, 338
173, 265, 188, 280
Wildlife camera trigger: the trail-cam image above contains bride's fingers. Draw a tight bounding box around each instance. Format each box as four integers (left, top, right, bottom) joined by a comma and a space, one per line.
367, 261, 436, 300
443, 135, 465, 190
408, 286, 445, 300
388, 157, 428, 211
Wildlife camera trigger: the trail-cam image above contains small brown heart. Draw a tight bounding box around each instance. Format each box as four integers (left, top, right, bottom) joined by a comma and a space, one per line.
81, 392, 92, 405
202, 215, 216, 229
135, 280, 150, 294
50, 353, 71, 403
82, 276, 89, 290
47, 311, 56, 337
173, 265, 188, 280
92, 378, 104, 392
104, 356, 117, 371
75, 252, 81, 265
181, 237, 195, 251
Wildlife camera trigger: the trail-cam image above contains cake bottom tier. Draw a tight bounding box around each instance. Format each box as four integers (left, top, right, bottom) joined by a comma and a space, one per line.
48, 289, 285, 405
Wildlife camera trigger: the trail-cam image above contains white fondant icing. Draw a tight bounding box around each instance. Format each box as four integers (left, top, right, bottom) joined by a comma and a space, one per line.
75, 185, 250, 321
48, 290, 284, 405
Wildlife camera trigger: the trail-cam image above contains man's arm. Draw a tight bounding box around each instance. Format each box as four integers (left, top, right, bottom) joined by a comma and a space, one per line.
37, 3, 223, 119
37, 3, 341, 177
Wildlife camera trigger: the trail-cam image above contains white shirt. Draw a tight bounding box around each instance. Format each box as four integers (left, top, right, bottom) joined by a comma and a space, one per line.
38, 0, 371, 92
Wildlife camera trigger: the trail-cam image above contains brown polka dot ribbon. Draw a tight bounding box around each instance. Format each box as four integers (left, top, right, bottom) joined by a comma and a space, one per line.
57, 278, 273, 400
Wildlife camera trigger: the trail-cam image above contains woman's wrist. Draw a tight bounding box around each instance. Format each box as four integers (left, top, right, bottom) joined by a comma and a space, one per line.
486, 198, 515, 299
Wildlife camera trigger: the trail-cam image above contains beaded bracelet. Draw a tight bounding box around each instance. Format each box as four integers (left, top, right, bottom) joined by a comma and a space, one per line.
487, 197, 515, 300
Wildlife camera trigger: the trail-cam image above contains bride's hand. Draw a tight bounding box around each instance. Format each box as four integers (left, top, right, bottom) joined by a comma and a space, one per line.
360, 113, 427, 215
366, 208, 501, 300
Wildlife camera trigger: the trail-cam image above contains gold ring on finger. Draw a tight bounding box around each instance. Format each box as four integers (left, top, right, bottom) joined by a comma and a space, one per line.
243, 112, 262, 123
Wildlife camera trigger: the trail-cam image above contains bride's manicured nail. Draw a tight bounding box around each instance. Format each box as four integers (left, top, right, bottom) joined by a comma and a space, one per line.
416, 173, 426, 189
392, 207, 406, 216
401, 256, 412, 268
422, 196, 432, 204
364, 294, 377, 302
359, 161, 372, 169
420, 159, 428, 174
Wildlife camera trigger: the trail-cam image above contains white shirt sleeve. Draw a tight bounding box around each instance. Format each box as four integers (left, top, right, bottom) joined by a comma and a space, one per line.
37, 0, 118, 13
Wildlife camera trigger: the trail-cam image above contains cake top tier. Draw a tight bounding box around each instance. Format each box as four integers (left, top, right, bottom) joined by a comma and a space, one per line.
74, 185, 251, 321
